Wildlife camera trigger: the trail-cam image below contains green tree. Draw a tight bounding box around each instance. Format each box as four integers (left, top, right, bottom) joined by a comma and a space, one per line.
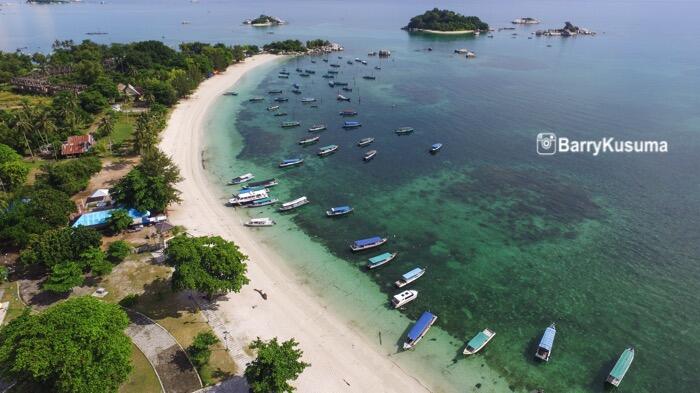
37, 156, 102, 195
107, 208, 132, 234
43, 261, 84, 293
143, 78, 177, 106
0, 296, 132, 392
187, 331, 219, 371
79, 247, 112, 276
19, 226, 102, 268
132, 110, 159, 154
0, 266, 8, 283
0, 143, 21, 164
245, 337, 310, 393
111, 149, 181, 212
96, 111, 116, 139
0, 161, 29, 191
165, 235, 249, 298
75, 60, 104, 84
107, 240, 131, 263
79, 90, 108, 114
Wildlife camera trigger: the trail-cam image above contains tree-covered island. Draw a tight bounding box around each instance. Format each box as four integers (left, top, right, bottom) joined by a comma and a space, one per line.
403, 8, 489, 33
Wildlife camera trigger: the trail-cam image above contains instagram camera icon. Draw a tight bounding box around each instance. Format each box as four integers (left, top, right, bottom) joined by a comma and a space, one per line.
537, 132, 557, 155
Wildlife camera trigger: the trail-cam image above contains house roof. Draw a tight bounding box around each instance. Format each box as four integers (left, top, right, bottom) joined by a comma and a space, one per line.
89, 189, 110, 198
66, 134, 93, 144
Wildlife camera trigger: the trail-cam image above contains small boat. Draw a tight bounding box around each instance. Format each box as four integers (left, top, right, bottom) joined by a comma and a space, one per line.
463, 328, 496, 355
328, 81, 335, 87
322, 74, 334, 79
292, 89, 302, 94
326, 205, 353, 216
268, 89, 283, 94
357, 137, 375, 147
267, 105, 280, 111
334, 81, 349, 86
299, 136, 320, 145
292, 83, 300, 88
395, 267, 426, 287
244, 217, 275, 227
274, 112, 288, 117
238, 185, 266, 193
367, 252, 397, 268
340, 110, 358, 116
323, 59, 329, 62
279, 196, 309, 211
351, 236, 388, 252
278, 75, 289, 79
247, 178, 278, 188
403, 311, 438, 350
337, 95, 351, 102
281, 121, 301, 128
228, 189, 269, 206
430, 143, 443, 153
308, 124, 327, 132
229, 173, 254, 184
304, 69, 316, 74
249, 97, 264, 102
465, 51, 476, 58
311, 60, 317, 64
534, 323, 556, 362
368, 51, 378, 56
279, 71, 290, 75
342, 87, 353, 92
343, 121, 362, 129
246, 197, 278, 208
391, 290, 418, 308
317, 144, 339, 157
299, 73, 310, 77
279, 158, 304, 168
363, 150, 377, 161
328, 70, 339, 74
301, 97, 317, 103
374, 66, 381, 70
362, 75, 376, 80
274, 97, 289, 102
223, 91, 238, 96
361, 60, 368, 65
395, 127, 414, 135
330, 63, 341, 68
606, 347, 635, 387
295, 68, 303, 72
347, 60, 353, 65
354, 58, 361, 62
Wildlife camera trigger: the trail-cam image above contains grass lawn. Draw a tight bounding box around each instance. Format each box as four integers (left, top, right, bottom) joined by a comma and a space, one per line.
0, 86, 51, 109
111, 112, 136, 144
1, 281, 27, 324
119, 344, 162, 393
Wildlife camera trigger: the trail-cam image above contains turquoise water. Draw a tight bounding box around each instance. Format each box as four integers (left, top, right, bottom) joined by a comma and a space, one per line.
5, 1, 700, 392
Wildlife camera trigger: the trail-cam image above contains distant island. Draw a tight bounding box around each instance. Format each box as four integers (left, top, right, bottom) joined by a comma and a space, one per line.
243, 14, 286, 27
512, 17, 540, 25
403, 8, 489, 34
535, 21, 595, 37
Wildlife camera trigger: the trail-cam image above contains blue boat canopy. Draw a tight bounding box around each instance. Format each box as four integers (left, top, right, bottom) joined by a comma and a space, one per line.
331, 206, 351, 212
432, 143, 442, 148
344, 121, 360, 126
354, 236, 381, 247
402, 268, 424, 280
283, 158, 301, 163
538, 325, 556, 350
407, 311, 437, 341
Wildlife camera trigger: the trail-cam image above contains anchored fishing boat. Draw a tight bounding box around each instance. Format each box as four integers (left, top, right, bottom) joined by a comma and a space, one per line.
228, 189, 268, 206
292, 83, 300, 88
367, 252, 397, 268
308, 124, 327, 132
535, 323, 556, 362
244, 217, 275, 227
463, 328, 496, 355
278, 74, 289, 79
246, 197, 278, 208
403, 311, 438, 350
351, 236, 388, 252
606, 347, 635, 387
298, 136, 320, 145
362, 75, 376, 80
328, 70, 339, 74
334, 81, 349, 86
304, 69, 315, 74
330, 63, 341, 68
292, 88, 302, 94
274, 112, 288, 117
279, 158, 304, 168
395, 127, 415, 135
267, 105, 280, 111
358, 137, 375, 147
363, 150, 377, 161
247, 178, 278, 188
279, 196, 309, 212
337, 94, 351, 101
391, 290, 418, 308
318, 144, 339, 157
223, 91, 238, 96
274, 97, 289, 102
430, 143, 443, 153
281, 121, 301, 128
249, 96, 264, 102
342, 87, 353, 92
268, 89, 283, 94
326, 205, 353, 216
229, 173, 254, 185
340, 110, 358, 116
375, 66, 381, 70
238, 185, 266, 193
322, 74, 334, 79
301, 97, 316, 103
395, 267, 426, 287
343, 121, 362, 129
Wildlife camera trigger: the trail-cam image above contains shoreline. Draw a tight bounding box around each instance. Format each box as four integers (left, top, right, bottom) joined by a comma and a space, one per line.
159, 55, 434, 392
414, 28, 475, 35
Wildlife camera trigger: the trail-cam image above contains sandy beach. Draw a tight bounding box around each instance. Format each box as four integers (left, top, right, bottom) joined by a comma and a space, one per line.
159, 55, 432, 392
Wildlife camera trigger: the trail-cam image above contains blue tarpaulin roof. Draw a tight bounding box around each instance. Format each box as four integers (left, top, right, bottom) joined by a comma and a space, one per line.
407, 311, 436, 341
402, 268, 424, 280
354, 236, 381, 247
72, 208, 150, 228
331, 206, 350, 212
538, 325, 556, 351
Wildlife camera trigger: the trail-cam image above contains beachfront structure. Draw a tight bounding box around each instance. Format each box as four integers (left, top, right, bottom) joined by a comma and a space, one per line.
72, 208, 151, 228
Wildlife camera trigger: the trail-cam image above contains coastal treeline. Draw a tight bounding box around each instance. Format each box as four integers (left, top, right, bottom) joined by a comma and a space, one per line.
404, 8, 489, 32
263, 39, 332, 54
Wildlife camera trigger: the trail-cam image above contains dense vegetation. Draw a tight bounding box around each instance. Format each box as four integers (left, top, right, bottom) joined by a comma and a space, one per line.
0, 143, 29, 191
245, 337, 310, 393
0, 296, 132, 392
404, 8, 489, 32
263, 40, 306, 54
111, 149, 182, 212
250, 15, 282, 25
306, 39, 330, 49
187, 331, 220, 384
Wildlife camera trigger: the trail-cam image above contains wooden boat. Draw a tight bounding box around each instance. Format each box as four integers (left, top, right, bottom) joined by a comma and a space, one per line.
308, 124, 327, 132
279, 70, 290, 75
298, 136, 320, 145
304, 69, 316, 74
295, 68, 303, 72
299, 73, 310, 77
340, 110, 358, 116
463, 329, 496, 355
274, 97, 289, 102
238, 185, 266, 193
328, 81, 335, 87
362, 75, 376, 80
301, 97, 316, 103
228, 189, 268, 206
279, 196, 309, 212
535, 323, 556, 362
278, 158, 304, 168
334, 81, 349, 86
274, 112, 288, 117
326, 206, 353, 217
342, 87, 353, 92
391, 290, 418, 308
281, 121, 301, 128
229, 173, 254, 185
328, 70, 339, 74
374, 66, 381, 70
267, 105, 280, 111
354, 58, 361, 62
351, 236, 388, 252
606, 347, 635, 387
292, 89, 302, 94
323, 58, 329, 62
249, 97, 264, 102
293, 83, 300, 88
311, 60, 317, 64
357, 137, 375, 147
246, 197, 278, 208
395, 127, 415, 135
317, 144, 339, 157
395, 267, 426, 287
368, 51, 378, 56
430, 143, 443, 153
363, 150, 377, 161
343, 121, 361, 128
367, 252, 397, 268
244, 217, 275, 227
268, 89, 283, 94
278, 74, 289, 79
322, 74, 334, 79
403, 311, 438, 350
330, 63, 341, 68
347, 60, 353, 65
223, 91, 238, 96
247, 178, 278, 188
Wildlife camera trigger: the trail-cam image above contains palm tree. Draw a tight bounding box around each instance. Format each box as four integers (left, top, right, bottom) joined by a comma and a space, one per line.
14, 103, 36, 158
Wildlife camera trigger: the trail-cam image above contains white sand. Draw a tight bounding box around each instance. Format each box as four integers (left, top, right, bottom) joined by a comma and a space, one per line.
160, 55, 431, 392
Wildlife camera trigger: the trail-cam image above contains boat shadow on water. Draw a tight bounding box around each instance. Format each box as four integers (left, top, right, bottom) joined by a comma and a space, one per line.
521, 335, 543, 366
591, 357, 622, 392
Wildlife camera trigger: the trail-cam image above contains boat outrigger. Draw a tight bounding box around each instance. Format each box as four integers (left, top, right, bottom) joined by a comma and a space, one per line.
358, 137, 375, 146
281, 121, 301, 128
229, 173, 254, 185
246, 197, 278, 208
395, 127, 415, 135
606, 347, 635, 387
317, 144, 339, 157
391, 290, 418, 308
326, 205, 353, 216
535, 323, 556, 362
279, 196, 309, 212
463, 329, 496, 355
299, 136, 320, 145
395, 267, 426, 287
308, 124, 327, 132
279, 158, 304, 168
351, 236, 388, 252
403, 311, 438, 350
343, 121, 362, 129
363, 150, 377, 161
367, 251, 397, 268
244, 217, 275, 227
430, 143, 443, 153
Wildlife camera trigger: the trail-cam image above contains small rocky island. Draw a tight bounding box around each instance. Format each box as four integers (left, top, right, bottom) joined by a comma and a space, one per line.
535, 21, 595, 36
512, 17, 540, 25
403, 8, 489, 34
243, 14, 286, 27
